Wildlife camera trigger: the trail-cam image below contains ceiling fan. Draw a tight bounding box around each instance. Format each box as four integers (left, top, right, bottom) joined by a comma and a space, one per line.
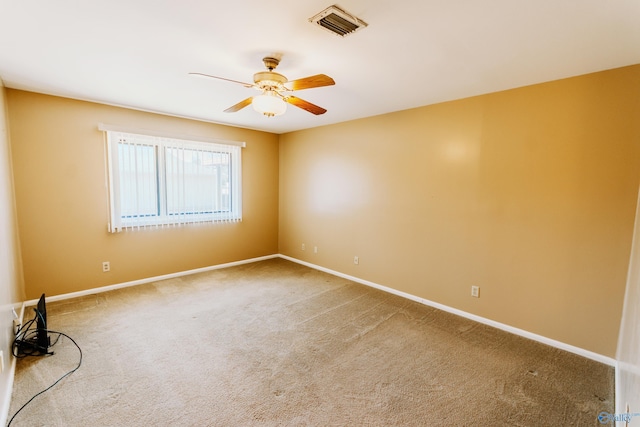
190, 56, 335, 117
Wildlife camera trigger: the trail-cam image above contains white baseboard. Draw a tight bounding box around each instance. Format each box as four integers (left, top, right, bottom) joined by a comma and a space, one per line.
22, 252, 615, 367
1, 303, 25, 426
24, 254, 279, 307
279, 254, 617, 367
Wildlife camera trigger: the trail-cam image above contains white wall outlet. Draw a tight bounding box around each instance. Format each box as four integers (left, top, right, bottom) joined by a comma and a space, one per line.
301, 243, 305, 251
102, 261, 110, 272
354, 256, 359, 265
471, 286, 480, 298
314, 246, 318, 253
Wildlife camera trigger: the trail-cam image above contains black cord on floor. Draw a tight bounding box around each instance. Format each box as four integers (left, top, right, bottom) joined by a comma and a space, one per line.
11, 317, 40, 358
7, 330, 83, 426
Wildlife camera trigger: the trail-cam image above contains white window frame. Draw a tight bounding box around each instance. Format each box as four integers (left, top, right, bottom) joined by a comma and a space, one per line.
102, 126, 243, 232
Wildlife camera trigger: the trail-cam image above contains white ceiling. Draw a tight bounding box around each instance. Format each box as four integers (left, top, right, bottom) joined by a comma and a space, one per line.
1, 1, 639, 134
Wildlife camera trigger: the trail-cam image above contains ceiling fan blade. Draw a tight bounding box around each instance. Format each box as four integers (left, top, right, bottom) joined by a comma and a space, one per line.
189, 72, 254, 88
285, 96, 327, 115
285, 74, 335, 91
224, 97, 254, 113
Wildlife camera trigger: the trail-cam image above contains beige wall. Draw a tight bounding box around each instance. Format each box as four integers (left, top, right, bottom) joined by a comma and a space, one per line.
7, 90, 279, 300
279, 65, 640, 357
0, 81, 25, 422
5, 65, 639, 358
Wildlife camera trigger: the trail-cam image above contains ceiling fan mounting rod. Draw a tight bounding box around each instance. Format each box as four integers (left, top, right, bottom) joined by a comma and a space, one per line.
263, 56, 280, 71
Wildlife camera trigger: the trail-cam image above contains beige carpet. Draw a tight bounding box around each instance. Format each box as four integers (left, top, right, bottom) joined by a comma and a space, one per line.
9, 258, 613, 426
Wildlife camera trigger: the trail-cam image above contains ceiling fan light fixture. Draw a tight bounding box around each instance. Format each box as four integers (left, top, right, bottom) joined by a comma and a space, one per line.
252, 92, 287, 117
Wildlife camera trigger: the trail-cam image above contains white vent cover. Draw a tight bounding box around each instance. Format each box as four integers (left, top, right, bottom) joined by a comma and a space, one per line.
309, 5, 368, 37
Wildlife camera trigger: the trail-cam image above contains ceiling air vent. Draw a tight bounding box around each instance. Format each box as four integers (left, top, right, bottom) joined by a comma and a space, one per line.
309, 5, 368, 37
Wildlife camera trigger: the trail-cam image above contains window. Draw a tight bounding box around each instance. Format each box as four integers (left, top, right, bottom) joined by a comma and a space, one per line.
104, 129, 243, 232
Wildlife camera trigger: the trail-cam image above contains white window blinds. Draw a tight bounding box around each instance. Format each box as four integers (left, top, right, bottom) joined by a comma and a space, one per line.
103, 128, 243, 232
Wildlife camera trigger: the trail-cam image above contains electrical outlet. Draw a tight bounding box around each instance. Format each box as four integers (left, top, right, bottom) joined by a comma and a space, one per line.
301, 243, 305, 251
471, 286, 480, 298
354, 256, 359, 265
102, 261, 110, 272
314, 246, 318, 253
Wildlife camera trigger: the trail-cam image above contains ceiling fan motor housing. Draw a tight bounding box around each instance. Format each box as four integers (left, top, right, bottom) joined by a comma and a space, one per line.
254, 71, 288, 91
